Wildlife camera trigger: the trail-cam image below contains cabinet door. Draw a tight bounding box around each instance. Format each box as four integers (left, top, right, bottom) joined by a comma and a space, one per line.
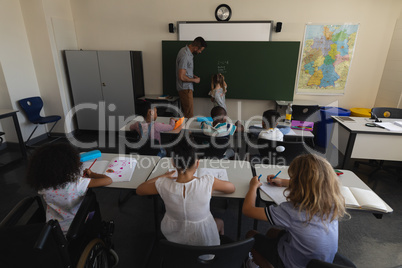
65, 51, 103, 131
97, 51, 135, 130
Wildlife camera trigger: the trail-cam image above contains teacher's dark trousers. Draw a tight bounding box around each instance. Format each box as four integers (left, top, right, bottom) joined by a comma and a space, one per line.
178, 89, 193, 118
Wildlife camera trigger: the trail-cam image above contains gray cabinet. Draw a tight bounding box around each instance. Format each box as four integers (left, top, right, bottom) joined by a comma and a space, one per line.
65, 50, 144, 131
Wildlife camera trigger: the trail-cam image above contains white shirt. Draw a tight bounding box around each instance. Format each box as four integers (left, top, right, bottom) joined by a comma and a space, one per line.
39, 177, 91, 235
155, 175, 220, 246
258, 128, 284, 141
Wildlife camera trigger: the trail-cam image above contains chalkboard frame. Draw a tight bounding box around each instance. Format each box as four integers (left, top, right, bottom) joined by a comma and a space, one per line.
162, 41, 300, 101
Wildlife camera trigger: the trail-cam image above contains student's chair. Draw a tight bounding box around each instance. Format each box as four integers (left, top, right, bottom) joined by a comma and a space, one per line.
0, 190, 118, 268
18, 96, 61, 146
257, 139, 311, 165
292, 105, 320, 122
159, 237, 255, 268
307, 254, 356, 268
371, 107, 402, 119
354, 107, 402, 186
190, 132, 231, 159
0, 131, 4, 147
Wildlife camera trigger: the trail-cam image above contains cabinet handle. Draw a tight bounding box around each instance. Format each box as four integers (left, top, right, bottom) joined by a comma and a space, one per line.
102, 82, 106, 86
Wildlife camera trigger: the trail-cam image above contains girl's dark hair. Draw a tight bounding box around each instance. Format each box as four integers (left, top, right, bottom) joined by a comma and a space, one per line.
26, 142, 82, 191
136, 99, 152, 118
172, 138, 197, 172
262, 110, 280, 128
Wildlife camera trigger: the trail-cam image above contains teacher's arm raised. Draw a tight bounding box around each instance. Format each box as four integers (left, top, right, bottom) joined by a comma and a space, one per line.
178, 69, 200, 84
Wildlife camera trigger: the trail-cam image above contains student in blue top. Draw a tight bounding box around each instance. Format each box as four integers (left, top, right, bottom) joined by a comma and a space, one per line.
242, 154, 349, 268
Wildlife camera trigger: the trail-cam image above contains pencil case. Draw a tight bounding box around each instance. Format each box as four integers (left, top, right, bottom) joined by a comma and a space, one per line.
197, 117, 213, 122
80, 150, 102, 162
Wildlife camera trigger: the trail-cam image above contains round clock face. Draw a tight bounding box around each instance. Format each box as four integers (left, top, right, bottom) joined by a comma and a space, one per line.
215, 4, 232, 21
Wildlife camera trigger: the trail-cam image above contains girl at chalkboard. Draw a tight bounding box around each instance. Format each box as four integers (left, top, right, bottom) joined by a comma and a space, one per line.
209, 73, 227, 110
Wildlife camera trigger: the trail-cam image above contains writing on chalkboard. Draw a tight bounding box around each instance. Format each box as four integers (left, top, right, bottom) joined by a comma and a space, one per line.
217, 60, 229, 74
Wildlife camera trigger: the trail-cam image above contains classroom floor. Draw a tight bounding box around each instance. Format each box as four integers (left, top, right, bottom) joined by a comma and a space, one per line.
0, 135, 401, 268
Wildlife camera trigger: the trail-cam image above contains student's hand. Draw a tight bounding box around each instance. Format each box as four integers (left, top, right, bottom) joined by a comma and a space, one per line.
249, 176, 262, 190
83, 169, 93, 178
235, 121, 244, 132
163, 170, 177, 180
170, 117, 177, 122
267, 175, 287, 187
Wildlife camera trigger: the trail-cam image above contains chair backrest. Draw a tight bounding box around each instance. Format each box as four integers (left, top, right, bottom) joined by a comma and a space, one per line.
292, 105, 320, 122
191, 132, 231, 159
257, 139, 311, 165
18, 96, 44, 123
66, 189, 104, 264
371, 107, 402, 119
159, 237, 255, 268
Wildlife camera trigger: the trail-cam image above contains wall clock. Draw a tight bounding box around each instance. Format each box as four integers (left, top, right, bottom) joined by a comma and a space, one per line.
215, 4, 232, 21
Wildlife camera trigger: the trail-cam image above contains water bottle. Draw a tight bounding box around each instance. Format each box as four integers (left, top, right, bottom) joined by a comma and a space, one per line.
285, 103, 292, 123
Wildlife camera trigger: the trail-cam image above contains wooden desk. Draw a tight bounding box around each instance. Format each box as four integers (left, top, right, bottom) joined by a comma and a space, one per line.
330, 116, 402, 168
149, 157, 253, 239
254, 164, 393, 215
0, 109, 27, 162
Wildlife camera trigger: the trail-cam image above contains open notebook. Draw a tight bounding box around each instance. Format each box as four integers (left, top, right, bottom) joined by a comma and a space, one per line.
82, 157, 137, 182
260, 182, 388, 213
259, 181, 289, 205
340, 186, 388, 213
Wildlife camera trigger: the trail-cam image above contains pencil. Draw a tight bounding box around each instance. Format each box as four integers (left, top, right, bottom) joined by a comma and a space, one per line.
84, 159, 97, 177
272, 170, 281, 179
258, 174, 262, 181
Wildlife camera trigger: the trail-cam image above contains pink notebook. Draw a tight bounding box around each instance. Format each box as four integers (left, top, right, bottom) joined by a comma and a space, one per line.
291, 120, 314, 131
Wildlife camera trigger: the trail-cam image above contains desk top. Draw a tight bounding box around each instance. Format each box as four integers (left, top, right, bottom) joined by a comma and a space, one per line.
149, 157, 253, 199
254, 164, 393, 213
0, 109, 18, 117
333, 116, 402, 135
120, 116, 314, 138
120, 116, 182, 131
87, 153, 161, 189
139, 95, 180, 102
242, 119, 314, 138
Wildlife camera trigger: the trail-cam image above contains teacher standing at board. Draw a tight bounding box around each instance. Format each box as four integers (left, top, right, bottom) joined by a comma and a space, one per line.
176, 36, 207, 118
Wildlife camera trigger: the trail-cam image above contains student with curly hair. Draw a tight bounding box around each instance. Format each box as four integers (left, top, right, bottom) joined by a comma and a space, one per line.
243, 154, 349, 268
26, 143, 112, 235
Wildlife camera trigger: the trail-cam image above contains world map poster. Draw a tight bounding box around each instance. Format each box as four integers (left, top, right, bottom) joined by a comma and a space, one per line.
297, 24, 359, 95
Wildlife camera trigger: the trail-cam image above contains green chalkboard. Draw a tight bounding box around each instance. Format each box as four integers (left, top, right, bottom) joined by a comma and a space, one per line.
162, 41, 300, 101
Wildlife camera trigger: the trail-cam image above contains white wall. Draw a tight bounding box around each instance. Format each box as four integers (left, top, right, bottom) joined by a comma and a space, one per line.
20, 0, 77, 133
69, 0, 402, 119
375, 10, 402, 109
0, 0, 45, 142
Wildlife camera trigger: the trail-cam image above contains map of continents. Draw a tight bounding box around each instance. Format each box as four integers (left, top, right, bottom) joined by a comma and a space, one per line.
297, 24, 359, 94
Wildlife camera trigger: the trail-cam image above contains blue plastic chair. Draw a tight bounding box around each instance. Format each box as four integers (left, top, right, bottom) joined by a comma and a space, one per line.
18, 97, 61, 145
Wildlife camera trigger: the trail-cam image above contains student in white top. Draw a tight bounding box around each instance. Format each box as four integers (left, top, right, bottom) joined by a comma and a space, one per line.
209, 73, 227, 110
258, 110, 284, 141
26, 143, 112, 235
136, 138, 235, 246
